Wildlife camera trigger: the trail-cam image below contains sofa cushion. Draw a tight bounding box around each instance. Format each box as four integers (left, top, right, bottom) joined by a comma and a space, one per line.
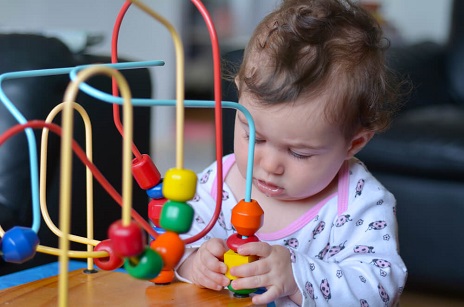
357, 105, 464, 181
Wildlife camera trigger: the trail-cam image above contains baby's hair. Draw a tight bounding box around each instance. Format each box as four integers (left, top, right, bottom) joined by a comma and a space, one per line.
235, 0, 405, 139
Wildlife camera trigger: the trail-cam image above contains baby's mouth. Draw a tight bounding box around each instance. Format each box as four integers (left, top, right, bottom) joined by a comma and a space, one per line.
254, 179, 284, 197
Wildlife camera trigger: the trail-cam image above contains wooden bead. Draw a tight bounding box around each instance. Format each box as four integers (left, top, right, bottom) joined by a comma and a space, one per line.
224, 249, 258, 281
1, 226, 39, 264
108, 220, 145, 257
231, 199, 264, 237
162, 168, 197, 202
146, 180, 164, 199
124, 247, 163, 280
227, 283, 257, 297
150, 269, 175, 284
93, 239, 124, 271
132, 154, 161, 190
226, 233, 259, 253
148, 198, 167, 227
224, 249, 258, 297
149, 231, 185, 269
159, 200, 194, 234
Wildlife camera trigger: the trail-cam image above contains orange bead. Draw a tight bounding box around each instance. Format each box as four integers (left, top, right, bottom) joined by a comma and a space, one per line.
231, 199, 264, 237
151, 269, 175, 284
149, 231, 185, 269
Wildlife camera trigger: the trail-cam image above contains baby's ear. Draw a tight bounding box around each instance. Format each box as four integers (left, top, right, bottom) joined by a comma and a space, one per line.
234, 76, 240, 90
346, 130, 374, 158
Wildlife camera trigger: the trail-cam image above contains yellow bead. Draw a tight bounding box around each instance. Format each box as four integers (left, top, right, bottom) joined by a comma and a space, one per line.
162, 168, 197, 202
224, 249, 258, 280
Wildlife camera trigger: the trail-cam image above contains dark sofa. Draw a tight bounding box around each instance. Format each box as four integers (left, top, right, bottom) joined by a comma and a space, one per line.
0, 34, 152, 275
221, 0, 464, 297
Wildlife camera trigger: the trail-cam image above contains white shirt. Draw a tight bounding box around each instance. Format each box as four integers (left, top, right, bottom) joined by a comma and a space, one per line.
177, 154, 407, 307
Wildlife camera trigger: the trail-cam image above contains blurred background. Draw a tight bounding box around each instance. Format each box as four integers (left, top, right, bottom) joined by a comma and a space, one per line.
0, 0, 453, 173
1, 1, 463, 305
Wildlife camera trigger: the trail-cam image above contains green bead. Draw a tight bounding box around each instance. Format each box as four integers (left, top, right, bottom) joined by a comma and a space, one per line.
227, 283, 257, 297
160, 200, 194, 234
124, 247, 163, 280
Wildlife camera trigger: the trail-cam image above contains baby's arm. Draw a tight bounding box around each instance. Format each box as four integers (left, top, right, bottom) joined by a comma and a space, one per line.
177, 238, 230, 291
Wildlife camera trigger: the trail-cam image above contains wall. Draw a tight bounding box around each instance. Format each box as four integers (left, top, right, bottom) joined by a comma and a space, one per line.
379, 0, 452, 44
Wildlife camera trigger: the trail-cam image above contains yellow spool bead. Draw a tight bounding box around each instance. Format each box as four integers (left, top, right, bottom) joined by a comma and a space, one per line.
162, 168, 197, 202
224, 249, 258, 280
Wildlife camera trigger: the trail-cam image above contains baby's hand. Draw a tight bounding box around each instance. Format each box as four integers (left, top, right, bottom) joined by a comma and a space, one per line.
229, 242, 300, 305
184, 238, 230, 291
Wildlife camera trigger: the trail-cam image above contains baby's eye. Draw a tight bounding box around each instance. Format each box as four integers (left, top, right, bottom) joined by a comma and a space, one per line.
289, 150, 312, 160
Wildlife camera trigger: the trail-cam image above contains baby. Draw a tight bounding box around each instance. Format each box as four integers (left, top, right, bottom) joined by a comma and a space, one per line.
177, 0, 407, 306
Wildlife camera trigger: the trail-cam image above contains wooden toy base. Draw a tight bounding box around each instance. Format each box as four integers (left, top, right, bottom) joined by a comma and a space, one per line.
0, 270, 263, 306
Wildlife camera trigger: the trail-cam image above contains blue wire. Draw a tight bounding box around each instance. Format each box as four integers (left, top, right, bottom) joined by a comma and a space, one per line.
0, 61, 164, 233
0, 60, 256, 235
69, 64, 256, 201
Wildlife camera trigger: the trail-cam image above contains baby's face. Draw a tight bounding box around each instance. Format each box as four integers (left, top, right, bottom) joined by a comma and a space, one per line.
233, 91, 351, 202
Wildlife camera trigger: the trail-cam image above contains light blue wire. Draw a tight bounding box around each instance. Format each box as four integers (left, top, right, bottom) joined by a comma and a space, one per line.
69, 64, 256, 202
0, 60, 164, 233
0, 59, 255, 236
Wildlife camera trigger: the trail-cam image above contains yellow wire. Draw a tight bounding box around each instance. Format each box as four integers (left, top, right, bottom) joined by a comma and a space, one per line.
129, 0, 185, 169
59, 65, 134, 307
40, 102, 98, 271
36, 244, 108, 259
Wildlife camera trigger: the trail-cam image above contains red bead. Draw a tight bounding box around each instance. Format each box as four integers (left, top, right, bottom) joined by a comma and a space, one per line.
108, 220, 145, 257
132, 154, 162, 190
1, 227, 39, 264
150, 231, 185, 269
148, 198, 167, 227
93, 239, 124, 271
226, 233, 259, 253
231, 199, 264, 237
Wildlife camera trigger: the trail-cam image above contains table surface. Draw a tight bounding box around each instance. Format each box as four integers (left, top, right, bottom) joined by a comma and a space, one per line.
0, 268, 264, 306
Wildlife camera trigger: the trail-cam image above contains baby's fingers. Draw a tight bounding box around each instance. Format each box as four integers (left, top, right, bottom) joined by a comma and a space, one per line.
252, 287, 279, 305
192, 266, 228, 291
198, 250, 228, 274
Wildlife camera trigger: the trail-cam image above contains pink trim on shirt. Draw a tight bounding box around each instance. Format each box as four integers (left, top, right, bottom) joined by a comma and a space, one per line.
257, 160, 351, 241
337, 160, 350, 215
256, 192, 336, 241
209, 155, 351, 241
210, 154, 236, 201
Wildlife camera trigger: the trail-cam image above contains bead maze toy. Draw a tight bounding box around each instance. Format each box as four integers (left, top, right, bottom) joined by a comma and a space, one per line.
0, 1, 263, 306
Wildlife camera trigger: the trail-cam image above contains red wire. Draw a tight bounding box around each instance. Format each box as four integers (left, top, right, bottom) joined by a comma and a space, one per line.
111, 0, 143, 161
0, 120, 158, 239
185, 0, 223, 244
110, 0, 224, 245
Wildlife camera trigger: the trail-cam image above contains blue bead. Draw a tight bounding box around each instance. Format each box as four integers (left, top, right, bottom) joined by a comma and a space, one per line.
2, 226, 39, 264
146, 180, 164, 199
